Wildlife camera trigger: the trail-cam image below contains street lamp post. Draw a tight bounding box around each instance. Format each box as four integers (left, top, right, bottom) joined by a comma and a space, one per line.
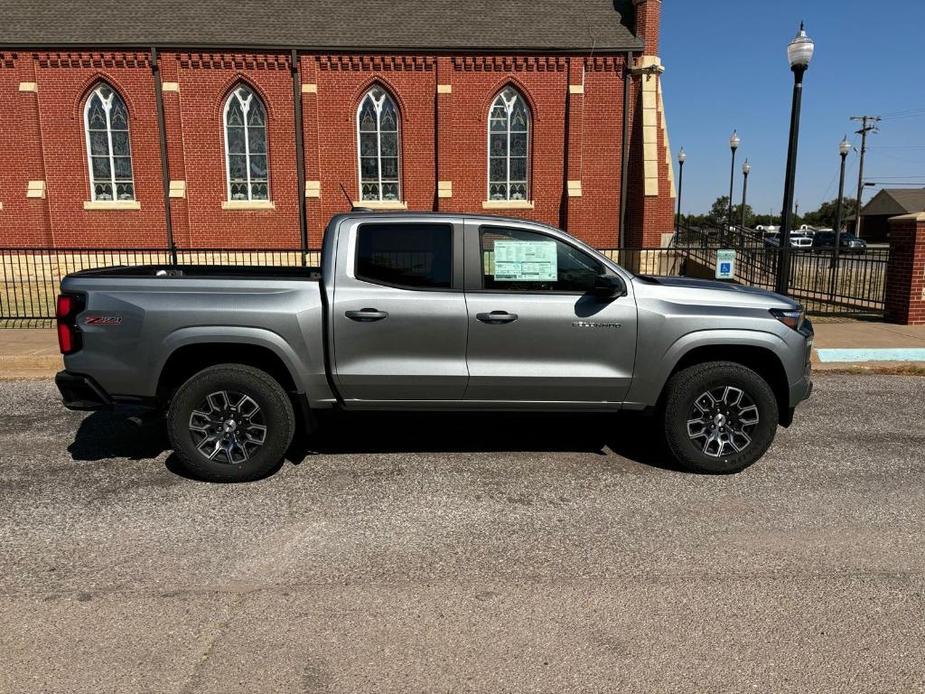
676, 148, 686, 236
727, 131, 741, 244
774, 23, 815, 296
831, 136, 851, 277
740, 159, 751, 244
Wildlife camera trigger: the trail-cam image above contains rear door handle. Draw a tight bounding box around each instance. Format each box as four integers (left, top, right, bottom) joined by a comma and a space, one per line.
477, 311, 518, 324
345, 308, 389, 322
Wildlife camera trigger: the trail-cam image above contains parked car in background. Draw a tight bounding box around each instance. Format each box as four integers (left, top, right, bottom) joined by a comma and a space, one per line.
811, 231, 867, 254
55, 212, 813, 481
764, 232, 813, 251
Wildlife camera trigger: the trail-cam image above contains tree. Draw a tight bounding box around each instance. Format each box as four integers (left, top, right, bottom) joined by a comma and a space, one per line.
802, 198, 858, 230
708, 196, 731, 226
705, 196, 756, 228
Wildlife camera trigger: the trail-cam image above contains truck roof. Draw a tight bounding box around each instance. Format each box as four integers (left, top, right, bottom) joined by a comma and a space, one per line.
328, 210, 565, 233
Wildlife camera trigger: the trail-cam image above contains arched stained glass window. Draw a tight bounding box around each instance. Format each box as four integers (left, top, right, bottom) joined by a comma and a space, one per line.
84, 84, 135, 201
357, 87, 401, 201
488, 87, 530, 201
223, 85, 269, 201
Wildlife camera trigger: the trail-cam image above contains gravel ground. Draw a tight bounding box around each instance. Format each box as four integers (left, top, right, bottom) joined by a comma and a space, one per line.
1, 375, 923, 693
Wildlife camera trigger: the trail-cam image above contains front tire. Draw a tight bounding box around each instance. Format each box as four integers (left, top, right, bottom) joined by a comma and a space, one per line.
662, 361, 779, 474
167, 364, 295, 482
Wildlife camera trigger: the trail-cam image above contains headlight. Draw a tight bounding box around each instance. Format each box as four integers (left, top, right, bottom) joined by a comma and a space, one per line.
770, 307, 805, 331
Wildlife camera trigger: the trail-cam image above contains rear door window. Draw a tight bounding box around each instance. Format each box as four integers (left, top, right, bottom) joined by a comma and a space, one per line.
356, 222, 453, 290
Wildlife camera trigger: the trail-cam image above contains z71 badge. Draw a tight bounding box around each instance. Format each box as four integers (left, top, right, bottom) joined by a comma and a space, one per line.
82, 315, 123, 326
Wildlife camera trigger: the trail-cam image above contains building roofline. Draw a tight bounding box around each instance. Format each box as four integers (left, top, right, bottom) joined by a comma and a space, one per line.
0, 42, 644, 54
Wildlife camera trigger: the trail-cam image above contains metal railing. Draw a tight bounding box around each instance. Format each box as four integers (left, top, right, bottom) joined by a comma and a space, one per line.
1, 246, 687, 322
0, 237, 889, 323
671, 225, 890, 316
0, 247, 322, 322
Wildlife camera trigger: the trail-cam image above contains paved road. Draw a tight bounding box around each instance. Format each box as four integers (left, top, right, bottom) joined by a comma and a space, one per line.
1, 376, 923, 693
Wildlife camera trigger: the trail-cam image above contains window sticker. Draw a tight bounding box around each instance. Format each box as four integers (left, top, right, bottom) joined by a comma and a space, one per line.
493, 240, 557, 281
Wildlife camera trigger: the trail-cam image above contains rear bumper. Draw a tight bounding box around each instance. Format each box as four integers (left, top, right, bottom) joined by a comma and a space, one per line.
55, 370, 112, 411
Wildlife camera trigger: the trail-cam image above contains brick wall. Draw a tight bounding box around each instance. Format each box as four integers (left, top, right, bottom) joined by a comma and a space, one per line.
886, 213, 925, 325
0, 47, 675, 251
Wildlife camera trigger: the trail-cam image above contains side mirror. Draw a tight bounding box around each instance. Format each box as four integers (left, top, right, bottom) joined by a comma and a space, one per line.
592, 274, 626, 300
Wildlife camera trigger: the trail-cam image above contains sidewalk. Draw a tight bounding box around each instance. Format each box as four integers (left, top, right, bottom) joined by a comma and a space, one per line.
0, 329, 62, 379
1, 323, 924, 380
810, 322, 925, 373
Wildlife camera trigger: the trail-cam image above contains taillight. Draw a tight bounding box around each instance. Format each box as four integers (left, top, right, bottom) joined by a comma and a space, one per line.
57, 322, 75, 354
56, 295, 75, 319
56, 293, 84, 354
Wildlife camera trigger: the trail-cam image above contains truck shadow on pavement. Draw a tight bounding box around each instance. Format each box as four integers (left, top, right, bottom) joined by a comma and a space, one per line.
297, 411, 685, 472
66, 408, 686, 478
67, 407, 170, 463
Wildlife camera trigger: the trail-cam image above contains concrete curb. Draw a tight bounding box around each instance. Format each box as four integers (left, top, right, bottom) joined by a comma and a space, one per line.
0, 356, 62, 380
812, 362, 925, 376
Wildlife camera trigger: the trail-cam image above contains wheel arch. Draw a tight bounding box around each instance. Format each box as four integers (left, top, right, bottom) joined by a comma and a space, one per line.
154, 328, 304, 405
662, 342, 791, 426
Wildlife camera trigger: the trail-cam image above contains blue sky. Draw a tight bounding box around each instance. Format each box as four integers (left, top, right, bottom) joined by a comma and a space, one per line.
661, 0, 925, 218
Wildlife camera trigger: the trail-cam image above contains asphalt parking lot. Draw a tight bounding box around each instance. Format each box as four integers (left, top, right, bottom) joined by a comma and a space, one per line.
1, 375, 923, 693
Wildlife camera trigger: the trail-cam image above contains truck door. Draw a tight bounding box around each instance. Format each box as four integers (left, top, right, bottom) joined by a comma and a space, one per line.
463, 222, 637, 403
331, 218, 468, 402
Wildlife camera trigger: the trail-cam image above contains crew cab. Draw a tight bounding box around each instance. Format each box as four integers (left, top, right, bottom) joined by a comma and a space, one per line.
56, 213, 813, 481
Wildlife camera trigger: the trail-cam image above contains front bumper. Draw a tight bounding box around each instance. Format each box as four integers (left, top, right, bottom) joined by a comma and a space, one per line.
788, 319, 814, 409
55, 370, 112, 411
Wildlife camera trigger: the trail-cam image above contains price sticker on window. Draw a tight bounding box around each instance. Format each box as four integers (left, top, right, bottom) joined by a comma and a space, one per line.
493, 240, 558, 281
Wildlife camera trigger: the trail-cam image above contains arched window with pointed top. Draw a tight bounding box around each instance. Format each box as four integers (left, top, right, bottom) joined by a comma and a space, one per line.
84, 83, 135, 201
357, 86, 401, 202
487, 87, 530, 201
223, 85, 269, 201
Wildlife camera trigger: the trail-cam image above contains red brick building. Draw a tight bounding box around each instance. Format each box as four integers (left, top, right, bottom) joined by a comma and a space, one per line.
0, 0, 676, 251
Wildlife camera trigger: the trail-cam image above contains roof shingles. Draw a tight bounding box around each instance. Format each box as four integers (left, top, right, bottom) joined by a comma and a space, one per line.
862, 188, 925, 217
1, 0, 641, 51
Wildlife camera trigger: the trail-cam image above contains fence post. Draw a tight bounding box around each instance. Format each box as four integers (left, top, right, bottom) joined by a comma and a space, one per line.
885, 213, 925, 325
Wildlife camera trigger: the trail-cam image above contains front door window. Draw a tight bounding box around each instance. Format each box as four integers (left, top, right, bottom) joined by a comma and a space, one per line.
479, 226, 603, 293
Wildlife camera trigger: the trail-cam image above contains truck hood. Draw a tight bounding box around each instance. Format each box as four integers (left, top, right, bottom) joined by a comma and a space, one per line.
633, 275, 799, 310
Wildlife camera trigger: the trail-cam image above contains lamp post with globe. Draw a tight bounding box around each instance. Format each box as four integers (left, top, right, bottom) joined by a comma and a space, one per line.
775, 23, 815, 296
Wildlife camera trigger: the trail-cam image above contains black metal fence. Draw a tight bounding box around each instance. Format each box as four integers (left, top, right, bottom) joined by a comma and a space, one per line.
672, 226, 890, 316
0, 236, 889, 323
0, 248, 323, 322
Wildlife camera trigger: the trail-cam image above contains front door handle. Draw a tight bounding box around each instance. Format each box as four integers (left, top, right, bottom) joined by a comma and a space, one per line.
477, 311, 518, 324
345, 308, 389, 322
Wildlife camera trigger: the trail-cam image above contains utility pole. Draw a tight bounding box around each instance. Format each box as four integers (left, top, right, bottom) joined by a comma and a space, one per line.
850, 115, 880, 238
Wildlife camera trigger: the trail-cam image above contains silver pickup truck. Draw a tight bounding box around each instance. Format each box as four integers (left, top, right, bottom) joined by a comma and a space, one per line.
56, 212, 813, 481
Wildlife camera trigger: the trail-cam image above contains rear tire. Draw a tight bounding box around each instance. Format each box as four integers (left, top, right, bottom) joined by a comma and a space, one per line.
167, 364, 294, 482
662, 361, 778, 474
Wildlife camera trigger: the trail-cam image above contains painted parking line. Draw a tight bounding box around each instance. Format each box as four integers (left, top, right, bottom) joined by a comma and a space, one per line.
816, 348, 925, 363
